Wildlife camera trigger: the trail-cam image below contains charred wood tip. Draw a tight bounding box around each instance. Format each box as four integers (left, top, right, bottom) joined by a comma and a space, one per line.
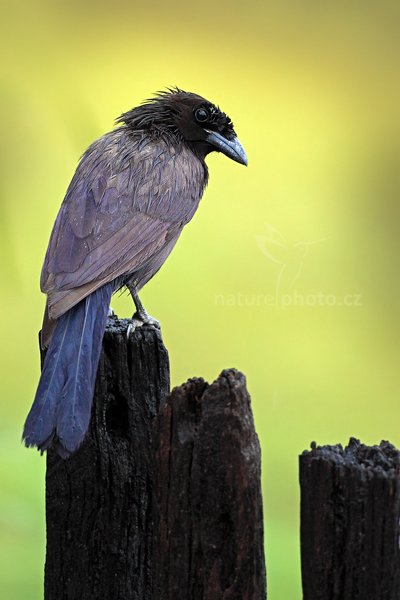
301, 436, 400, 475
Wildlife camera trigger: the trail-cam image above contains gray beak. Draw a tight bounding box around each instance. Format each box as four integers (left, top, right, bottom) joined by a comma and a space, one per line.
205, 130, 248, 166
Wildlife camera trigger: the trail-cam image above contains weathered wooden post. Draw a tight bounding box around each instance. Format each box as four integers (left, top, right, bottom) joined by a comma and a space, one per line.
153, 369, 266, 599
43, 316, 267, 599
44, 317, 169, 600
300, 437, 400, 600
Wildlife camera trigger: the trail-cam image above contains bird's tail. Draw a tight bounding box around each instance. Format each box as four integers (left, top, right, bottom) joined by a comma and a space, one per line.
23, 283, 114, 458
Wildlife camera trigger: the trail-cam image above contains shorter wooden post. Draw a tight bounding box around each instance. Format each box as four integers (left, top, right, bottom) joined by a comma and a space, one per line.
300, 437, 400, 600
153, 369, 267, 600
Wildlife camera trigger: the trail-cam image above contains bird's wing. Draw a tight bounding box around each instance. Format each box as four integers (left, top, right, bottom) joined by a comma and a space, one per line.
41, 131, 203, 320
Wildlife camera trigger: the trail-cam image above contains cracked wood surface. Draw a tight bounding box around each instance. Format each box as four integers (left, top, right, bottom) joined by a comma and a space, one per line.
44, 318, 266, 599
300, 438, 400, 600
45, 316, 169, 600
153, 369, 266, 600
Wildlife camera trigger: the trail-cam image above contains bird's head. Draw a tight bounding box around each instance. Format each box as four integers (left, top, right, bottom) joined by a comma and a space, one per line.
117, 88, 248, 166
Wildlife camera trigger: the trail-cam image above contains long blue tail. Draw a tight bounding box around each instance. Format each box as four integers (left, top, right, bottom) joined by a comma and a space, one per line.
23, 283, 113, 457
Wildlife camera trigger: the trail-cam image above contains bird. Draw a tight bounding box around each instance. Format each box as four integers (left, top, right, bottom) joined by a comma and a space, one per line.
23, 88, 247, 458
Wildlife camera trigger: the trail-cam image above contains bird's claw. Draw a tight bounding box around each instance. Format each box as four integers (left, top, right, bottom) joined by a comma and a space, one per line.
126, 312, 161, 338
126, 319, 143, 338
134, 310, 161, 329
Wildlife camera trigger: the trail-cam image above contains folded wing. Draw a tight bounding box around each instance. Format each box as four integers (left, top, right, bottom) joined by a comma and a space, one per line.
41, 130, 204, 320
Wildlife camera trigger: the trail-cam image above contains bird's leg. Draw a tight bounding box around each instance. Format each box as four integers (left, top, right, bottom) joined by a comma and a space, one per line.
126, 283, 160, 337
131, 292, 161, 327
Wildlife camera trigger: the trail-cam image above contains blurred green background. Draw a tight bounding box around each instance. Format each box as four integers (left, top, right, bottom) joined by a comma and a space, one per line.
1, 0, 399, 597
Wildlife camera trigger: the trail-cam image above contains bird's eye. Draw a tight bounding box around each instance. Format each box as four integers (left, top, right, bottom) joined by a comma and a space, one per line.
194, 107, 210, 123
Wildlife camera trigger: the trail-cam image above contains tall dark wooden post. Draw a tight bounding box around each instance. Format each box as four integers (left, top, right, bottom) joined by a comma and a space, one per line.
300, 437, 400, 600
44, 317, 169, 600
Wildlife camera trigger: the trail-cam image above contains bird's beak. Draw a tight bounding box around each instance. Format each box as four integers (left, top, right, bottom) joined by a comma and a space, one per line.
205, 130, 248, 166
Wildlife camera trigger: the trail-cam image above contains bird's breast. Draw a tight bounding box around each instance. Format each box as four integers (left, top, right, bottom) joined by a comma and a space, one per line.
127, 138, 207, 226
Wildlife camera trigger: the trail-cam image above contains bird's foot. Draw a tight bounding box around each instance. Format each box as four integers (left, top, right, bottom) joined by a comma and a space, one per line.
127, 311, 161, 338
133, 308, 161, 329
108, 306, 115, 317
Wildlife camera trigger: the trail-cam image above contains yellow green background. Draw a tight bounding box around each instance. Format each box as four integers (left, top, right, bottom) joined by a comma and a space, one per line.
1, 1, 399, 597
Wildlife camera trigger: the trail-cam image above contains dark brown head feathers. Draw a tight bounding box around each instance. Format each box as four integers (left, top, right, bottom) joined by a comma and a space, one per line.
116, 88, 236, 143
